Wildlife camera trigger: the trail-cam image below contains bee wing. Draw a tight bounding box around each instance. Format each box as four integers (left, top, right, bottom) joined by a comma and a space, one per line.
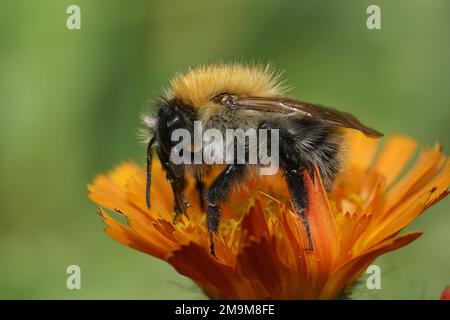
231, 96, 383, 138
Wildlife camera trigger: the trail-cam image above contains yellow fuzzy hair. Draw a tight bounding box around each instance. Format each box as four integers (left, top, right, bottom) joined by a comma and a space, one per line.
166, 63, 287, 108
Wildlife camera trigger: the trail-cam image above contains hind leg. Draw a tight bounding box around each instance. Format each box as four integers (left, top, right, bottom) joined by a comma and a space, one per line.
206, 164, 246, 256
259, 120, 314, 250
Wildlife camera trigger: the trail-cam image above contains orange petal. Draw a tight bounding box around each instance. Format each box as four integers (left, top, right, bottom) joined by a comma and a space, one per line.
334, 212, 372, 261
239, 200, 269, 244
237, 236, 290, 299
98, 208, 171, 260
361, 160, 449, 247
289, 168, 340, 297
381, 145, 447, 214
277, 204, 309, 297
372, 135, 417, 186
320, 232, 422, 299
343, 129, 379, 170
168, 242, 255, 299
440, 286, 450, 300
306, 167, 340, 268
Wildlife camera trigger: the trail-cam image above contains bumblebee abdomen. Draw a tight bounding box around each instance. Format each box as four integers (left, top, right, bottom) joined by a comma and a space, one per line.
267, 117, 343, 190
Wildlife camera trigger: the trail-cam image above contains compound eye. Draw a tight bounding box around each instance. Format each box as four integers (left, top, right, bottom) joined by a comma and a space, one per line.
159, 106, 170, 115
167, 115, 182, 128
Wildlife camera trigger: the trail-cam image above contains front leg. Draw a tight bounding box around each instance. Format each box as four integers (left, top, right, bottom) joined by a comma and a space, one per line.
168, 170, 189, 223
206, 164, 246, 256
154, 103, 193, 221
156, 146, 189, 221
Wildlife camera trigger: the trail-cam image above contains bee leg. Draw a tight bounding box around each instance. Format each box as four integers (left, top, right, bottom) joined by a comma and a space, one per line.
259, 120, 313, 250
162, 170, 187, 222
156, 147, 189, 222
195, 175, 205, 210
285, 170, 314, 251
170, 174, 189, 223
145, 136, 156, 209
206, 164, 246, 256
206, 206, 221, 256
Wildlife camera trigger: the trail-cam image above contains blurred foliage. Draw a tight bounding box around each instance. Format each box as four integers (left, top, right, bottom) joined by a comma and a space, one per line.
0, 0, 449, 299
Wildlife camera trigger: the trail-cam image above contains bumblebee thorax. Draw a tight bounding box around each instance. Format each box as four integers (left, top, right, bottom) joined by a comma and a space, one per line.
166, 63, 286, 109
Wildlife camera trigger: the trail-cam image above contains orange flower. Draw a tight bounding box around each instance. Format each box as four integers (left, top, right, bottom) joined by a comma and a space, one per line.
88, 131, 449, 299
441, 287, 450, 300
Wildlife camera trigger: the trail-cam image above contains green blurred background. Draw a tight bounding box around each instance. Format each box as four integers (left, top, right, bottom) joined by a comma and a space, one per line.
0, 0, 449, 299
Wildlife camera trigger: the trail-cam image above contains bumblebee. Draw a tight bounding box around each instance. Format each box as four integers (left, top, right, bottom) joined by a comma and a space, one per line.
142, 63, 382, 256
